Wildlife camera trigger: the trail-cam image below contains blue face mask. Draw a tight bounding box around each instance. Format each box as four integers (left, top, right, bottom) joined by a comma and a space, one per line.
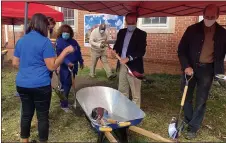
127, 25, 136, 32
62, 32, 70, 40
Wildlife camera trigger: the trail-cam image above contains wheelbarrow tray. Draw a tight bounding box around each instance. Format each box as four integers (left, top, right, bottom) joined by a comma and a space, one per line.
76, 86, 145, 131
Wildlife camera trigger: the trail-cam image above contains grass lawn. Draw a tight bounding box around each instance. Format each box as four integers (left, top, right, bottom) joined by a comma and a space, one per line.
1, 65, 226, 142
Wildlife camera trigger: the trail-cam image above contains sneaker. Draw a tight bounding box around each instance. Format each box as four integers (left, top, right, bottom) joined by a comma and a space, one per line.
61, 107, 71, 113
185, 131, 197, 140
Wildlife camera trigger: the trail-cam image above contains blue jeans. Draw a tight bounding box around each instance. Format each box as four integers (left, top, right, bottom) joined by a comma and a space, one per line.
17, 85, 52, 142
181, 63, 214, 132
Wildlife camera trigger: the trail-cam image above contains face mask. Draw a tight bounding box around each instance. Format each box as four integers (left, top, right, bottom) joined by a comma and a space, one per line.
100, 30, 105, 34
62, 32, 70, 40
204, 19, 216, 27
127, 25, 136, 32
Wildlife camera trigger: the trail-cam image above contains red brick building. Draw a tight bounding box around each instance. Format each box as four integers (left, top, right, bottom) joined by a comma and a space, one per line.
1, 7, 226, 75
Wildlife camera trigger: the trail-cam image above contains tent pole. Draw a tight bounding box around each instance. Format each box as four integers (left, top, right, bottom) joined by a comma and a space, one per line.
24, 2, 29, 34
13, 25, 15, 47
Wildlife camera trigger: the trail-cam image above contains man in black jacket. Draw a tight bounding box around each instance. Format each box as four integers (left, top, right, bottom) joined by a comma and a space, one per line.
112, 12, 147, 108
178, 4, 226, 139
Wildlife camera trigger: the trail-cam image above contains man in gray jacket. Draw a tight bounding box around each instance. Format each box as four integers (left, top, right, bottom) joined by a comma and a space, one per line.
89, 24, 116, 79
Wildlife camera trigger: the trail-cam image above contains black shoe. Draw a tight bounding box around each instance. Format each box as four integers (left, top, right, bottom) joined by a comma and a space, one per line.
186, 125, 191, 132
185, 132, 197, 140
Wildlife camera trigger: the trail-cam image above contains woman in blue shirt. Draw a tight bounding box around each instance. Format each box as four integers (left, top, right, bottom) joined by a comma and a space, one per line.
12, 13, 74, 143
55, 24, 84, 112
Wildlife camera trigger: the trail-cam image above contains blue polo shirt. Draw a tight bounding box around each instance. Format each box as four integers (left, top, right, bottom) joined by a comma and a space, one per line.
14, 30, 56, 88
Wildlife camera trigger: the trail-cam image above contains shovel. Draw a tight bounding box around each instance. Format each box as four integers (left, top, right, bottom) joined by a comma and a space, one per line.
68, 66, 77, 109
215, 74, 226, 89
54, 71, 67, 101
168, 73, 193, 139
108, 46, 153, 84
215, 74, 226, 81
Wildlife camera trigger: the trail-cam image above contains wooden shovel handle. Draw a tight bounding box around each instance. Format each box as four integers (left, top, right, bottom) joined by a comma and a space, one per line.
129, 126, 173, 142
181, 85, 188, 106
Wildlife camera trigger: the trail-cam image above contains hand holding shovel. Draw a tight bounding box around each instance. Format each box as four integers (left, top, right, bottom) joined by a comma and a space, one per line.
68, 66, 77, 109
108, 45, 153, 84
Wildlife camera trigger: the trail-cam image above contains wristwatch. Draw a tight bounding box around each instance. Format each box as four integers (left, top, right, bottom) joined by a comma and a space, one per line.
128, 55, 133, 61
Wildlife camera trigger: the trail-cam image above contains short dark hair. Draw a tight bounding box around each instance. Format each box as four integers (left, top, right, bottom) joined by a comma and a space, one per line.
203, 4, 220, 16
57, 24, 74, 38
126, 12, 138, 19
26, 13, 49, 37
47, 17, 56, 25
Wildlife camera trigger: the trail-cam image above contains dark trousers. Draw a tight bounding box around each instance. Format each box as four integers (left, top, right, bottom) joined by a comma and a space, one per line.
181, 63, 214, 132
17, 85, 52, 142
59, 65, 77, 99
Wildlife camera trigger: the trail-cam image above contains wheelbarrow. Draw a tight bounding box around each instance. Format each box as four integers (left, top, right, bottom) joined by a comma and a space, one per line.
76, 86, 173, 142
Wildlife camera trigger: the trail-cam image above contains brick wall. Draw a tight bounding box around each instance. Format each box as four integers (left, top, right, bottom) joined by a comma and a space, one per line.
76, 12, 225, 75
2, 12, 226, 75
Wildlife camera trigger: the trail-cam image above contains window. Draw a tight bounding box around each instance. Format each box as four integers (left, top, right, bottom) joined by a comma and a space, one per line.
141, 17, 167, 27
137, 17, 175, 33
10, 25, 23, 32
62, 8, 75, 29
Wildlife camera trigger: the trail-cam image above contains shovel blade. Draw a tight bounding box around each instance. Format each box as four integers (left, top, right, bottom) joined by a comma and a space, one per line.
168, 121, 178, 139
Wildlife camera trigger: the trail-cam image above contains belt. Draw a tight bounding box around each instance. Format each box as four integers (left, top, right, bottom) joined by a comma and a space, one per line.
196, 62, 213, 67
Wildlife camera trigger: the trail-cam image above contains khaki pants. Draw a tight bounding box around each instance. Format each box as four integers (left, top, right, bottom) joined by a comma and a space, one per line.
118, 65, 142, 108
90, 49, 112, 78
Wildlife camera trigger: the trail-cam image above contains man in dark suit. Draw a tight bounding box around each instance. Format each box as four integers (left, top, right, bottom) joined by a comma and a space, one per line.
178, 4, 226, 139
112, 12, 147, 108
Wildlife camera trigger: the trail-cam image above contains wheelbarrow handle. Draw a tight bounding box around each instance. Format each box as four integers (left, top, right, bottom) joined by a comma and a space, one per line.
98, 118, 117, 142
99, 118, 112, 132
129, 126, 173, 142
106, 118, 131, 127
99, 126, 112, 132
104, 132, 118, 143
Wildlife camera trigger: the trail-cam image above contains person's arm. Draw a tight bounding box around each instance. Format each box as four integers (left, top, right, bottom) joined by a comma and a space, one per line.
127, 31, 147, 61
177, 27, 191, 71
56, 38, 72, 66
44, 39, 74, 71
89, 29, 101, 48
12, 56, 19, 68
